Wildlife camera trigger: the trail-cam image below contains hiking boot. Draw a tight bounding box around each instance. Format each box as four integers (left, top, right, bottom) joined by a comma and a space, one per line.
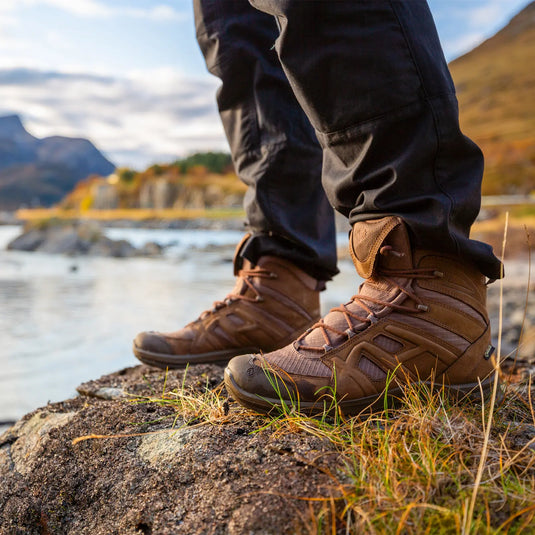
225, 216, 498, 415
133, 236, 324, 369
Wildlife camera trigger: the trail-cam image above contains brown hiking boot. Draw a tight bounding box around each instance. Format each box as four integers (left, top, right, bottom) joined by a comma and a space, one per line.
133, 237, 323, 369
225, 216, 499, 415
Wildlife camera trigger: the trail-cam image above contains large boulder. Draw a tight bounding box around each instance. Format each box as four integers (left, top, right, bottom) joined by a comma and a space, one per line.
0, 365, 337, 534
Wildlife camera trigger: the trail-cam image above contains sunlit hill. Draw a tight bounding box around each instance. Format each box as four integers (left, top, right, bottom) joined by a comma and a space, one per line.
450, 1, 535, 195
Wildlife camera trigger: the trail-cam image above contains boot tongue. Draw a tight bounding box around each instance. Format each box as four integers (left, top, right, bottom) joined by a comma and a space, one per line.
297, 216, 414, 352
350, 216, 413, 277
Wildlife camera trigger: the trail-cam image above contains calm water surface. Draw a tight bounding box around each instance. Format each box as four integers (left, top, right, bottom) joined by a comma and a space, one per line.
0, 226, 355, 423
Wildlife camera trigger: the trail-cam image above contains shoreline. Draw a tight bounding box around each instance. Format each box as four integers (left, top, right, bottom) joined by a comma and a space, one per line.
2, 208, 534, 256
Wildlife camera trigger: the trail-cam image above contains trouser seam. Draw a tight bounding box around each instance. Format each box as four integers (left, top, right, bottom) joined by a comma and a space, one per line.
388, 0, 461, 256
425, 98, 462, 256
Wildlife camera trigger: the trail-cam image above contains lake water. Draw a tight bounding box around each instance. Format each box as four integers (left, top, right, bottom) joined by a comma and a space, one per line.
0, 226, 356, 424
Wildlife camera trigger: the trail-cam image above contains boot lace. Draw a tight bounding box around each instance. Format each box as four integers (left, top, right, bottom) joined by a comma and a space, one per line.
196, 266, 275, 321
295, 248, 443, 353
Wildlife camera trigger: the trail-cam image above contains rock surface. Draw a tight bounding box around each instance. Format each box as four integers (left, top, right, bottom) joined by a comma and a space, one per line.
0, 365, 339, 534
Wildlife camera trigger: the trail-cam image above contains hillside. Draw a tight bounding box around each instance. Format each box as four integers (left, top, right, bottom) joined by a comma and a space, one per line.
450, 1, 535, 194
0, 115, 115, 210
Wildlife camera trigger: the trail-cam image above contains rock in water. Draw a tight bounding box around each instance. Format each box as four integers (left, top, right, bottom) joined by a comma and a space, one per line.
6, 221, 161, 258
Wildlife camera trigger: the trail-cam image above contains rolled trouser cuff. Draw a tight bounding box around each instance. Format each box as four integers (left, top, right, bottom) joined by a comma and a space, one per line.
240, 232, 337, 283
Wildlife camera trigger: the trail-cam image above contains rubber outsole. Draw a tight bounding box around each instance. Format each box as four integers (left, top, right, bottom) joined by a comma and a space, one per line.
224, 367, 501, 416
132, 344, 261, 369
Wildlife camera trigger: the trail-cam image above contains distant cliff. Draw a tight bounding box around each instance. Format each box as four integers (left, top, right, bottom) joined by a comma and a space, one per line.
59, 155, 245, 212
0, 115, 115, 210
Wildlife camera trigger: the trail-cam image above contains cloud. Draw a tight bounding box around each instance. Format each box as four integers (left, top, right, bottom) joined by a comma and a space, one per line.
122, 5, 188, 22
448, 0, 529, 32
466, 2, 505, 28
0, 0, 110, 17
442, 32, 488, 59
0, 0, 187, 22
35, 0, 110, 17
434, 0, 530, 60
0, 67, 227, 169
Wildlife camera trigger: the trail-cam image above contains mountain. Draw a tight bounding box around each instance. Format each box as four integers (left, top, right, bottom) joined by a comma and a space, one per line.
0, 115, 115, 210
450, 1, 535, 194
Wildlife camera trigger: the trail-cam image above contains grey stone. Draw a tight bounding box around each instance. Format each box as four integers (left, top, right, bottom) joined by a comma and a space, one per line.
93, 387, 127, 400
37, 228, 87, 254
139, 241, 163, 256
6, 229, 45, 251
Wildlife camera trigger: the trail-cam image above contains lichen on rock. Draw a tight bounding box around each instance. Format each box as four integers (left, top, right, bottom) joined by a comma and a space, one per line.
8, 410, 76, 476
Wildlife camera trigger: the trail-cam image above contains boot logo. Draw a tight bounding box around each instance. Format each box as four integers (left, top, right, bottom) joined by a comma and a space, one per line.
484, 345, 495, 360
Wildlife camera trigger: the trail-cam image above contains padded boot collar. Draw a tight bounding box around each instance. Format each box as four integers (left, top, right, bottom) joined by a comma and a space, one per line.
233, 233, 252, 276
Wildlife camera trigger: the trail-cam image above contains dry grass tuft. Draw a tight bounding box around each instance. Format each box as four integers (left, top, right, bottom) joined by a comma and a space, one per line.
132, 366, 235, 428
254, 378, 535, 534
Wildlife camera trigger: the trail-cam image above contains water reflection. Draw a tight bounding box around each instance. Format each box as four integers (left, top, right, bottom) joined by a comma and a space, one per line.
0, 247, 243, 420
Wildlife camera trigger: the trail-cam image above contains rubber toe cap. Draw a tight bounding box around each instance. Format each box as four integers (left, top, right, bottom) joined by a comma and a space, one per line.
133, 331, 173, 355
226, 354, 297, 399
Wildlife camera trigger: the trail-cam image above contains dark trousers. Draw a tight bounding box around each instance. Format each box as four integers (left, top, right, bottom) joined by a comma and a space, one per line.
194, 0, 502, 281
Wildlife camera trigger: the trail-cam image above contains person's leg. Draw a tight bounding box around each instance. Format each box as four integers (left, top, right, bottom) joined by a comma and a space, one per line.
194, 0, 337, 281
225, 0, 502, 413
248, 0, 500, 280
133, 0, 336, 369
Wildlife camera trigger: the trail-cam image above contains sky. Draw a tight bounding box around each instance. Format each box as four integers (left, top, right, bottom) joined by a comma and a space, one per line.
0, 0, 531, 169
